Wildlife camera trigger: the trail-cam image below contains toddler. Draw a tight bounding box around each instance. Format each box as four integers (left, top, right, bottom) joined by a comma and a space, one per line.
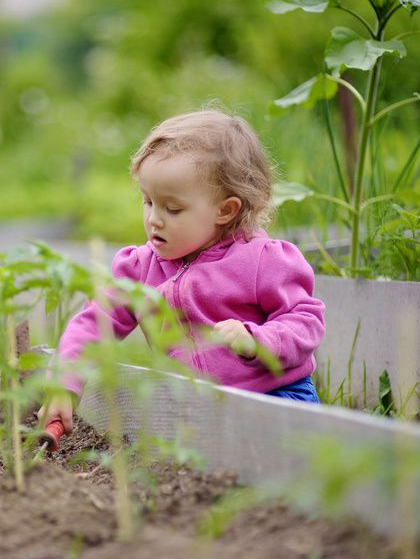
39, 109, 325, 433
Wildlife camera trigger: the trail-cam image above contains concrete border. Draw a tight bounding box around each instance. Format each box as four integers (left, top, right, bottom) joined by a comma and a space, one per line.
314, 275, 420, 411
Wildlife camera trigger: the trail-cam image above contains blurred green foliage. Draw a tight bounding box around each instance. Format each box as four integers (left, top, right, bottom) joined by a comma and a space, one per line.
0, 0, 419, 241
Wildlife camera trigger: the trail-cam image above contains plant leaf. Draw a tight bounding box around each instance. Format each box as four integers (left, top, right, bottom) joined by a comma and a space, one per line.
45, 291, 59, 314
270, 74, 338, 116
267, 0, 329, 14
374, 370, 395, 416
272, 182, 314, 206
325, 27, 406, 76
18, 352, 47, 371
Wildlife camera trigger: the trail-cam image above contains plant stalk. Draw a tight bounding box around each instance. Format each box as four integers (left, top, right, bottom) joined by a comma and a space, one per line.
54, 302, 63, 348
369, 96, 420, 127
334, 4, 375, 38
322, 96, 350, 203
89, 237, 134, 541
350, 24, 384, 274
105, 382, 134, 541
379, 3, 402, 35
0, 318, 12, 472
333, 76, 366, 112
7, 315, 24, 492
391, 135, 420, 193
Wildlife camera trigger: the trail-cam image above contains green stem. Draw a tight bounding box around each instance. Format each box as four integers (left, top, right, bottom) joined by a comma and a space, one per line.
369, 96, 420, 127
11, 377, 24, 491
391, 135, 420, 192
327, 359, 331, 404
89, 238, 134, 541
0, 319, 12, 472
350, 24, 384, 275
54, 302, 63, 348
360, 193, 396, 213
368, 116, 387, 197
366, 0, 380, 19
314, 193, 355, 212
311, 231, 344, 277
322, 94, 350, 203
347, 318, 361, 409
392, 239, 411, 280
332, 77, 366, 112
379, 4, 402, 34
105, 382, 134, 541
7, 315, 24, 492
363, 361, 367, 409
334, 4, 375, 37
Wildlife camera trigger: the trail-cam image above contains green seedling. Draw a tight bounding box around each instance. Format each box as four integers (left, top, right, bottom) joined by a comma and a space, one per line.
201, 432, 420, 547
363, 360, 367, 409
199, 486, 262, 539
68, 238, 239, 540
374, 369, 395, 415
6, 314, 24, 491
315, 319, 360, 408
347, 317, 361, 408
0, 241, 97, 491
372, 202, 420, 280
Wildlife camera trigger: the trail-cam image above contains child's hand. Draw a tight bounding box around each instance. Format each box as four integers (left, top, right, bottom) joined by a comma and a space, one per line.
37, 392, 74, 435
214, 319, 257, 359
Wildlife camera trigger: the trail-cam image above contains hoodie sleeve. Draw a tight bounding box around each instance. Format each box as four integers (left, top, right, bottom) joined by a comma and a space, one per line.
242, 240, 325, 371
55, 245, 141, 396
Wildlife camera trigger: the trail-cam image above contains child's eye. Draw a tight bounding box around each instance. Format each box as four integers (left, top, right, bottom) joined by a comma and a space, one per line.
166, 207, 182, 215
143, 200, 152, 207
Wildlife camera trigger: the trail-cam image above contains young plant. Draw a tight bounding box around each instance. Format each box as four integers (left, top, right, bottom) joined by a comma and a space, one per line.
0, 252, 53, 488
1, 239, 284, 534
63, 244, 208, 540
269, 0, 420, 277
371, 201, 420, 280
4, 315, 24, 490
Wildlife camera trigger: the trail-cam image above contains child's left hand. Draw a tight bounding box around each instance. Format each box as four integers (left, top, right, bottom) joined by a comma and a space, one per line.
214, 319, 257, 359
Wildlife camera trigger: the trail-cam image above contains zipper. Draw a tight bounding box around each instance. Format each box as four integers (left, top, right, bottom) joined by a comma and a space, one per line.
171, 261, 205, 372
172, 262, 190, 282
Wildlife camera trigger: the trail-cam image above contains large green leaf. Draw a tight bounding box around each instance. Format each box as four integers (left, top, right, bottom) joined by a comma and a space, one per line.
267, 0, 329, 14
270, 74, 338, 116
325, 27, 406, 76
272, 182, 314, 206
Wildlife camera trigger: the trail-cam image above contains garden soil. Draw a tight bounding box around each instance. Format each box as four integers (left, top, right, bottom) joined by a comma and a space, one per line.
0, 414, 407, 559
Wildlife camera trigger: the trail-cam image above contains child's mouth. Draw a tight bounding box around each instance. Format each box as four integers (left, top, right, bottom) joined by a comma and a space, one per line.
151, 235, 167, 248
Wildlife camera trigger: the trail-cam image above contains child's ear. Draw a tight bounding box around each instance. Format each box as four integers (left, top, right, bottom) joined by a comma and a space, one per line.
216, 197, 242, 225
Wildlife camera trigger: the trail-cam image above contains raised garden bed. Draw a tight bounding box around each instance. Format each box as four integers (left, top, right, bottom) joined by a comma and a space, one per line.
2, 244, 420, 558
0, 412, 400, 559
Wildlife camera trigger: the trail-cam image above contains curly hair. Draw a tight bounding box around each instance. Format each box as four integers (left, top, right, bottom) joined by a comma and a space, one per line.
130, 109, 274, 240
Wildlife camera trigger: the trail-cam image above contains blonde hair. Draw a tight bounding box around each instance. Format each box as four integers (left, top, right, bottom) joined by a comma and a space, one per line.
130, 109, 274, 240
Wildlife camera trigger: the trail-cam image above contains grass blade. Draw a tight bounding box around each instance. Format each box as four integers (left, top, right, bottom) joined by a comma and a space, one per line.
392, 136, 420, 193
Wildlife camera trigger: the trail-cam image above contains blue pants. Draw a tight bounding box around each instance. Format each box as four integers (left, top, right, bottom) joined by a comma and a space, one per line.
266, 376, 319, 403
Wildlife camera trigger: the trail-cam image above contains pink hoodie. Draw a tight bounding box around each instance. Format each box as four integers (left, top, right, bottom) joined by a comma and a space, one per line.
57, 230, 325, 396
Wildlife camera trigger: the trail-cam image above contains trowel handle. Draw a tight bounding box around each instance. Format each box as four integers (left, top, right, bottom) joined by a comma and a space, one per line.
39, 418, 65, 453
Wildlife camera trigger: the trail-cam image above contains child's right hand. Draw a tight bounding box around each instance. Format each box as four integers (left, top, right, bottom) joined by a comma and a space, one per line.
37, 392, 74, 435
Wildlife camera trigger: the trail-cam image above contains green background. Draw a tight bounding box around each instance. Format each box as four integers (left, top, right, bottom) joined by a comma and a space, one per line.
1, 0, 419, 242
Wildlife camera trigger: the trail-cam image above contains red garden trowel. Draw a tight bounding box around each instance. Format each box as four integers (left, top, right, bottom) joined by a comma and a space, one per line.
38, 418, 66, 454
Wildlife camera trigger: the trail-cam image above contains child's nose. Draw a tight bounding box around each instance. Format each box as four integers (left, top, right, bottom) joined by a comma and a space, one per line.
148, 208, 164, 228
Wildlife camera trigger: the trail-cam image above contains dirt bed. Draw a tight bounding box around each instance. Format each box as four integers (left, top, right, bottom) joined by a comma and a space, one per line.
0, 414, 406, 559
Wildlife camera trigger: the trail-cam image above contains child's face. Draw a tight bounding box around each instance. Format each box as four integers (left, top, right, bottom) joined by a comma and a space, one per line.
138, 154, 228, 262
